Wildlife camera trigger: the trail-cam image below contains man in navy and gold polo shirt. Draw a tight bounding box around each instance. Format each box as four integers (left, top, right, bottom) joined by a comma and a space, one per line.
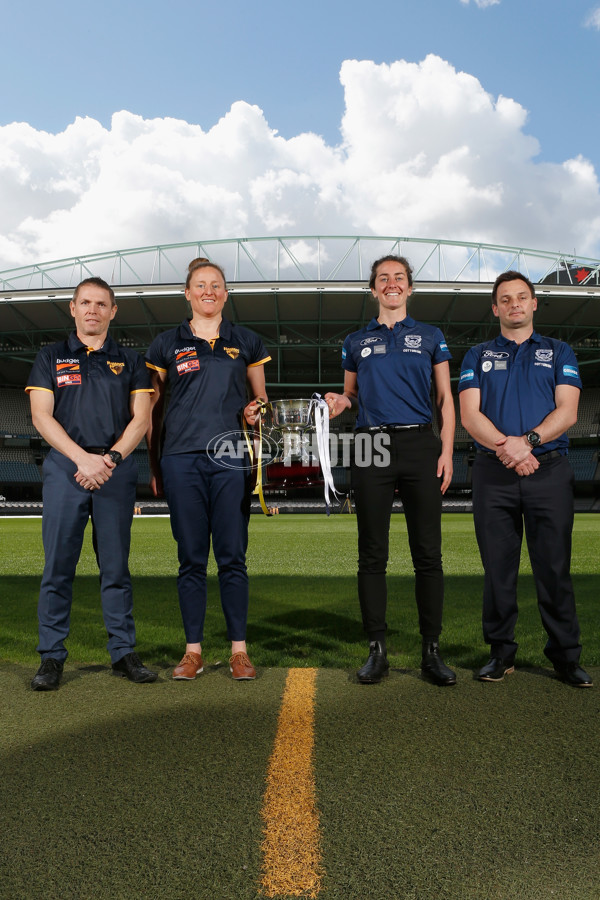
26, 276, 156, 690
459, 270, 592, 687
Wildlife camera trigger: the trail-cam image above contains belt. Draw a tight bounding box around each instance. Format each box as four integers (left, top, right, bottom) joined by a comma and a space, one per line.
476, 449, 563, 462
356, 423, 433, 434
83, 446, 111, 454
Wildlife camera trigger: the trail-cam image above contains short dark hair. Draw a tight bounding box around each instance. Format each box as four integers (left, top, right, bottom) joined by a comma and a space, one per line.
72, 276, 116, 307
369, 255, 413, 290
186, 257, 227, 289
492, 270, 535, 305
73, 275, 117, 306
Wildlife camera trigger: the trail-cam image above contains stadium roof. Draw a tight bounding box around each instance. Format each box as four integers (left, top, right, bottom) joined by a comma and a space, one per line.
2, 235, 600, 393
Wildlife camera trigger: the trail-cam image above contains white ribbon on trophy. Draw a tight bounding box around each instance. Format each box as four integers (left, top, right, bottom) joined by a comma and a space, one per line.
308, 393, 341, 512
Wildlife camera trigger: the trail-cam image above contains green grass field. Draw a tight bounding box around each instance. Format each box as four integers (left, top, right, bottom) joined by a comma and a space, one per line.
1, 514, 599, 899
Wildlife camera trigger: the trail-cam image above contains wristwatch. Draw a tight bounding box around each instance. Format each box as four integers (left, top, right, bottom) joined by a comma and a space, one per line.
526, 431, 541, 448
106, 450, 123, 466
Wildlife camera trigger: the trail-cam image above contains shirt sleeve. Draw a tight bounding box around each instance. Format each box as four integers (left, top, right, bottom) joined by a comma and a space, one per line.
554, 342, 582, 389
25, 348, 54, 393
247, 333, 271, 367
458, 346, 480, 392
145, 334, 167, 373
130, 351, 154, 392
341, 335, 356, 372
432, 328, 452, 364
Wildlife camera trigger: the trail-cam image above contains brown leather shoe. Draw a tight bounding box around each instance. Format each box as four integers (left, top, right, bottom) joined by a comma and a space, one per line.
172, 652, 204, 680
229, 651, 256, 680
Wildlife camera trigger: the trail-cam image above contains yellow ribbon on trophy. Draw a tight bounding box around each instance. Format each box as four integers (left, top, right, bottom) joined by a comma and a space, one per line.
243, 398, 273, 517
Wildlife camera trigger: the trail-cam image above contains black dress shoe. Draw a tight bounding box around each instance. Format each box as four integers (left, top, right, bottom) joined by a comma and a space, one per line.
553, 662, 593, 688
478, 657, 515, 682
31, 658, 63, 691
112, 652, 158, 683
421, 642, 456, 686
357, 641, 389, 684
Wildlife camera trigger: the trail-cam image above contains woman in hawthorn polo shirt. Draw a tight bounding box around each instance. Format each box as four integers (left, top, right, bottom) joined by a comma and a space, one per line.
326, 255, 456, 685
146, 259, 270, 681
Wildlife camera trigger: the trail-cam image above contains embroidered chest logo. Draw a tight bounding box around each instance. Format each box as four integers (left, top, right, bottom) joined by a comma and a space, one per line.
534, 348, 553, 369
223, 346, 240, 360
107, 361, 125, 375
404, 335, 422, 349
175, 348, 200, 375
56, 360, 81, 387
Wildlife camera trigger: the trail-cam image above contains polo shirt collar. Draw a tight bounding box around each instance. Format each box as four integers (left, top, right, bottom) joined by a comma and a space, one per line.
496, 330, 542, 347
68, 331, 118, 354
180, 317, 234, 340
366, 314, 416, 332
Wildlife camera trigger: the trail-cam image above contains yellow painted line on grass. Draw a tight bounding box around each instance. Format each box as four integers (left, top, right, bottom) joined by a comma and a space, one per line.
260, 667, 323, 898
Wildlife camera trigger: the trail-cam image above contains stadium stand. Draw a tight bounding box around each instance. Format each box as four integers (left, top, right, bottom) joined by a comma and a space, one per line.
0, 387, 36, 437
567, 446, 598, 481
0, 448, 41, 483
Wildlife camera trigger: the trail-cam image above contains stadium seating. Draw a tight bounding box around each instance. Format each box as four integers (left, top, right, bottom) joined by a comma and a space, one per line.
0, 388, 36, 436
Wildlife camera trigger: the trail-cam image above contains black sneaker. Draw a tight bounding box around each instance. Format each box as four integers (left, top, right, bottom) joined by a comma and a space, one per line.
112, 652, 158, 684
31, 658, 63, 691
357, 641, 389, 684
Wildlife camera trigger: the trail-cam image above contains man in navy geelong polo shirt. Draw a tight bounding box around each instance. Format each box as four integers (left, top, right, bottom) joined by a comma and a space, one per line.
459, 270, 592, 688
26, 277, 157, 690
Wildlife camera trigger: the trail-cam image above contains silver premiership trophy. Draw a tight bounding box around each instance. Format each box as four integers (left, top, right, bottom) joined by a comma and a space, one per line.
266, 395, 340, 509
268, 398, 316, 463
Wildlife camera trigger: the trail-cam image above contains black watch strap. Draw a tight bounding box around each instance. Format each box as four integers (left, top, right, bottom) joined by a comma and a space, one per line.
526, 431, 541, 448
106, 450, 123, 466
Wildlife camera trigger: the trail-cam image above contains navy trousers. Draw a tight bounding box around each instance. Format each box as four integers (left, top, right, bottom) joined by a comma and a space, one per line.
472, 452, 582, 665
352, 429, 445, 642
37, 449, 138, 664
161, 451, 251, 643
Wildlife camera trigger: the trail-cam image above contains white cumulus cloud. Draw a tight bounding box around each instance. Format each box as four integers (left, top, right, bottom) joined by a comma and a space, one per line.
1, 54, 600, 271
460, 0, 500, 8
584, 7, 600, 29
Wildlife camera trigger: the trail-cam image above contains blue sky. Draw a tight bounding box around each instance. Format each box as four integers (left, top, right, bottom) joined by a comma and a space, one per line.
1, 0, 600, 268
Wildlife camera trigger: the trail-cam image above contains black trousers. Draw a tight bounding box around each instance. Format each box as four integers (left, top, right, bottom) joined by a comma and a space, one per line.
472, 452, 582, 665
352, 429, 445, 643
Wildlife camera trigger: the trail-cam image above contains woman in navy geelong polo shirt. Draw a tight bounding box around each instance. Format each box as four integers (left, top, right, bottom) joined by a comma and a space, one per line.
326, 255, 457, 686
146, 259, 270, 682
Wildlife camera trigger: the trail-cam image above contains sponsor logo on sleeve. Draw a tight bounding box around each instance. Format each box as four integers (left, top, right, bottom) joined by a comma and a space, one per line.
56, 359, 81, 387
175, 347, 200, 375
563, 365, 579, 379
341, 347, 347, 360
460, 369, 475, 383
439, 341, 448, 352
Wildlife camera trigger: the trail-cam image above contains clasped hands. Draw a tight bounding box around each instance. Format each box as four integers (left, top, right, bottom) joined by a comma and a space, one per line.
495, 435, 539, 477
74, 452, 117, 491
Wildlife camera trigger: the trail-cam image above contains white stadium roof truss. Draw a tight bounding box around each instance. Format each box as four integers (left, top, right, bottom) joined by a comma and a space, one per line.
2, 235, 600, 290
2, 236, 600, 390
